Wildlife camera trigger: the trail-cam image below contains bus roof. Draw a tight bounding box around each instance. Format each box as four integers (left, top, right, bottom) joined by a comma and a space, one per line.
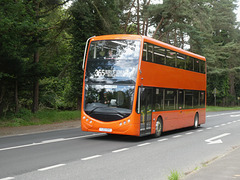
90, 34, 206, 61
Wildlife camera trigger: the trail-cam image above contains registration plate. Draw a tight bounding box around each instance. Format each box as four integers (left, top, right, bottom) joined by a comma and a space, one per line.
99, 128, 112, 132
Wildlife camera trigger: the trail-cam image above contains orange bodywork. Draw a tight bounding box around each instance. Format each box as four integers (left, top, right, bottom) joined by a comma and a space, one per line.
81, 34, 206, 136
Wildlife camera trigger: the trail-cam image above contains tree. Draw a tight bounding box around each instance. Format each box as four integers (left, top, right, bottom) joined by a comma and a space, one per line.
69, 0, 121, 110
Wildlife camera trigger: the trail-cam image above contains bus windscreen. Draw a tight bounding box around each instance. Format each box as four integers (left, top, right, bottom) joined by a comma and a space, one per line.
84, 40, 141, 121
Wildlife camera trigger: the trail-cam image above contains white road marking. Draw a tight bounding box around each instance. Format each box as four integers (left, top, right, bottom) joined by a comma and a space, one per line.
0, 134, 102, 152
186, 132, 194, 135
112, 148, 129, 153
81, 155, 102, 161
206, 127, 212, 130
206, 111, 240, 118
214, 125, 220, 128
172, 135, 182, 138
38, 164, 65, 171
158, 138, 168, 142
137, 143, 151, 147
0, 177, 15, 180
41, 138, 65, 143
197, 130, 203, 132
230, 114, 240, 117
221, 124, 226, 126
205, 133, 231, 145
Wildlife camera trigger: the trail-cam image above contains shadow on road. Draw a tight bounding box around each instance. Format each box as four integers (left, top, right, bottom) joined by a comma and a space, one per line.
85, 125, 205, 143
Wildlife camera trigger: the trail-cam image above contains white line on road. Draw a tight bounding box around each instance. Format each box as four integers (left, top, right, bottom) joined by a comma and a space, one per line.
214, 125, 220, 128
0, 134, 102, 152
206, 127, 212, 130
137, 143, 151, 147
0, 177, 15, 180
112, 148, 129, 153
81, 155, 102, 161
197, 129, 203, 132
158, 138, 168, 142
38, 164, 66, 171
230, 114, 240, 117
205, 133, 231, 145
172, 135, 182, 138
186, 132, 194, 135
206, 111, 240, 118
41, 138, 65, 143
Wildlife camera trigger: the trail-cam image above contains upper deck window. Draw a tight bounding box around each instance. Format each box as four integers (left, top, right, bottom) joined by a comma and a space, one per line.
141, 41, 206, 74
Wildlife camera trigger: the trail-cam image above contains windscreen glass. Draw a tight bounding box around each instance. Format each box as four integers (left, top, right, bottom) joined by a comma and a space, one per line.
84, 40, 141, 121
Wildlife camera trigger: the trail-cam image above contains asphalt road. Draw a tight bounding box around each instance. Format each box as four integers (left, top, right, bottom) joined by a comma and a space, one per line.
0, 111, 240, 180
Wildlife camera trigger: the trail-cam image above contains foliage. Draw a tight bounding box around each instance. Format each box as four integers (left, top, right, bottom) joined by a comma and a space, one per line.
1, 0, 240, 121
168, 170, 180, 180
0, 109, 81, 127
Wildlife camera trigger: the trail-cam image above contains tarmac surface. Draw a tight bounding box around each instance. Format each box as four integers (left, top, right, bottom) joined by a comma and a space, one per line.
184, 146, 240, 179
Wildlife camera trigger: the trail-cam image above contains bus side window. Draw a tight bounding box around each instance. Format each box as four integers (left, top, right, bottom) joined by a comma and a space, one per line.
200, 91, 205, 107
155, 88, 164, 111
143, 43, 147, 61
200, 60, 206, 74
186, 56, 194, 71
194, 59, 200, 72
166, 50, 176, 67
185, 90, 193, 108
176, 53, 186, 69
165, 89, 177, 110
193, 91, 199, 108
147, 44, 154, 62
178, 90, 184, 109
154, 46, 165, 65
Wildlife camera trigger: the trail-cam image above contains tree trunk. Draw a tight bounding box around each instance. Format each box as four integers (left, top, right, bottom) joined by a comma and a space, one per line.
77, 95, 81, 110
137, 0, 140, 35
32, 48, 39, 113
15, 79, 19, 113
32, 0, 40, 113
0, 85, 5, 116
125, 0, 136, 33
152, 17, 164, 38
229, 72, 236, 106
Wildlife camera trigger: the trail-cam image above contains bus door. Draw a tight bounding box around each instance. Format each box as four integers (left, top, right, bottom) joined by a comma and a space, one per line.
140, 87, 153, 135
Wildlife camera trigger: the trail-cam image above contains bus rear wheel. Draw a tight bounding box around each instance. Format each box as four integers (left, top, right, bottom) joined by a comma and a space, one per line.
193, 113, 199, 129
154, 117, 163, 138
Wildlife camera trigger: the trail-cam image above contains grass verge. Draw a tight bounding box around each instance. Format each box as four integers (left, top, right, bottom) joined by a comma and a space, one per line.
206, 106, 240, 112
0, 109, 81, 127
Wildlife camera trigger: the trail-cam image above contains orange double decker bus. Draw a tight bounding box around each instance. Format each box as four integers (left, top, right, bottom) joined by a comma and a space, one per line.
81, 34, 206, 137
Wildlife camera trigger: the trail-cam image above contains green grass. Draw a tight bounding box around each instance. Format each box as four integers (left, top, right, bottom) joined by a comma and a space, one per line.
168, 170, 180, 180
0, 109, 81, 127
206, 106, 240, 112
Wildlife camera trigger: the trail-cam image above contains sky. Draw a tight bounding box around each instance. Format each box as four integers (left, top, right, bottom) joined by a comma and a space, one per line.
236, 0, 240, 21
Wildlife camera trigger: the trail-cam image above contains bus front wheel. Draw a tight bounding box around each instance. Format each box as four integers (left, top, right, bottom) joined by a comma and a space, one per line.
154, 117, 163, 138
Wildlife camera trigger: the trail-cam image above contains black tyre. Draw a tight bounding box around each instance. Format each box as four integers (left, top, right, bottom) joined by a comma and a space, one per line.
154, 117, 163, 138
193, 113, 199, 129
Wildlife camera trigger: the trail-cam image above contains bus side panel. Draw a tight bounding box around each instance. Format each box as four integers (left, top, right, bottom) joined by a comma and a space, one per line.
198, 108, 206, 125
139, 61, 206, 91
152, 108, 206, 133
